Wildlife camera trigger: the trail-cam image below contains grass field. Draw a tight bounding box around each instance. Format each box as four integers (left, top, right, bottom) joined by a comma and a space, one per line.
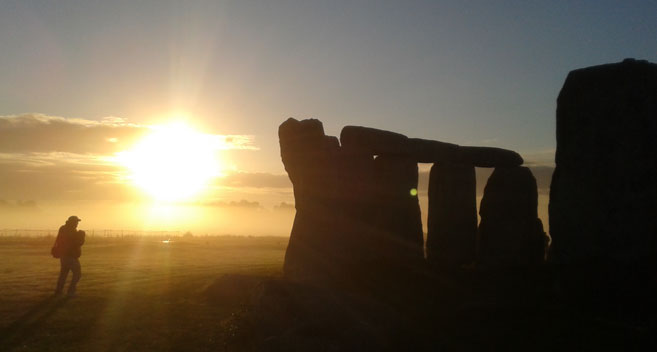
3, 235, 655, 351
0, 236, 287, 351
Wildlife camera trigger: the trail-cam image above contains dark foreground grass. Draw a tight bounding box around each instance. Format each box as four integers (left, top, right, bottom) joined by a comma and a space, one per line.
2, 236, 656, 351
0, 236, 286, 351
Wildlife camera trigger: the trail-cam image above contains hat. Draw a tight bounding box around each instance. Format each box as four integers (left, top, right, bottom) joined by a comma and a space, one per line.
67, 215, 82, 222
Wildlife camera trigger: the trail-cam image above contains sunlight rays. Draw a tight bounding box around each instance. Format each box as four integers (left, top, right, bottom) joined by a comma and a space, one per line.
117, 122, 223, 202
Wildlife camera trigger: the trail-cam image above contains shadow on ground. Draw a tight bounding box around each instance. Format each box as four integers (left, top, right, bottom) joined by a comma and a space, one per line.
0, 296, 71, 350
207, 272, 657, 351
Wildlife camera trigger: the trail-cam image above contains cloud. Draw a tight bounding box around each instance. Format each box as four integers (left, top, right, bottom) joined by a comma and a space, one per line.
0, 114, 554, 205
0, 155, 294, 202
273, 201, 295, 211
0, 114, 257, 154
199, 199, 263, 209
0, 156, 135, 201
0, 114, 148, 154
0, 114, 264, 201
218, 172, 292, 189
219, 136, 258, 151
0, 199, 38, 208
521, 149, 556, 167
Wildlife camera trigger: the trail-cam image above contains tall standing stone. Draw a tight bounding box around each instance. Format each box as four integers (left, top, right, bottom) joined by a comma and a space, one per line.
334, 150, 378, 277
479, 167, 546, 269
373, 155, 424, 267
426, 163, 477, 270
549, 59, 657, 320
338, 128, 425, 278
279, 118, 342, 283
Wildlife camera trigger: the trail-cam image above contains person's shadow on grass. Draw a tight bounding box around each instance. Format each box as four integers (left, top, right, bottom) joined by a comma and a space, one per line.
0, 295, 70, 350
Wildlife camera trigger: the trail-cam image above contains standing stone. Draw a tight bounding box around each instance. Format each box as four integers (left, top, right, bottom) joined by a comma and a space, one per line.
372, 155, 424, 268
426, 163, 477, 270
549, 59, 657, 320
479, 167, 546, 269
337, 128, 426, 281
280, 120, 428, 286
334, 150, 379, 277
279, 118, 530, 288
279, 118, 342, 283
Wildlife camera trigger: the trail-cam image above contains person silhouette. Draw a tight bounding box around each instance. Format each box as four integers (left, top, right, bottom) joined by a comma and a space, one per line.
54, 216, 85, 297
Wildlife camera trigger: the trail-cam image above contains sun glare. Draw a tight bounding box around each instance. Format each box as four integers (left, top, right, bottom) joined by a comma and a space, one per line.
118, 122, 221, 201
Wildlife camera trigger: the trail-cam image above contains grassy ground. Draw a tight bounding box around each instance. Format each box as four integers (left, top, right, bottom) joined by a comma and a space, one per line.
0, 236, 287, 351
3, 236, 655, 351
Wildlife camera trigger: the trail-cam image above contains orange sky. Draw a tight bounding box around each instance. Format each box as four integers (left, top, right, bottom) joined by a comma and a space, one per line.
2, 1, 652, 234
0, 113, 552, 235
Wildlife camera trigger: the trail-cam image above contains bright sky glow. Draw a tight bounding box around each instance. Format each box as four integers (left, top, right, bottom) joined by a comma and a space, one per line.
0, 1, 655, 232
117, 121, 222, 201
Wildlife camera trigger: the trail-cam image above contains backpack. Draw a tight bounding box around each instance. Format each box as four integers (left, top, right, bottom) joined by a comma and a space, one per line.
51, 238, 61, 259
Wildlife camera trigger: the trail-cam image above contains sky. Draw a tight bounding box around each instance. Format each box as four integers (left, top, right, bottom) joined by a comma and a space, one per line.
0, 0, 655, 234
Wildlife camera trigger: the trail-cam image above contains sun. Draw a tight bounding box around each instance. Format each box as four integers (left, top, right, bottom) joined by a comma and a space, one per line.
118, 122, 221, 201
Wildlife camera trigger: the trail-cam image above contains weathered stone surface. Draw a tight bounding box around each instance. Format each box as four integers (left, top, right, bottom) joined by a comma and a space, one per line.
279, 118, 342, 283
280, 119, 426, 285
549, 59, 657, 320
340, 127, 523, 167
426, 163, 477, 270
280, 118, 528, 286
458, 146, 523, 168
340, 125, 410, 156
408, 138, 460, 163
334, 150, 378, 276
372, 155, 424, 267
408, 139, 523, 167
479, 167, 547, 269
